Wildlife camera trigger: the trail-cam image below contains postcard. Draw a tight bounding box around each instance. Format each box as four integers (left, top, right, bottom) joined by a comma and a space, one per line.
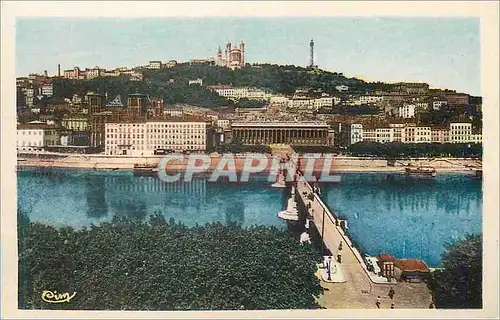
1, 1, 499, 319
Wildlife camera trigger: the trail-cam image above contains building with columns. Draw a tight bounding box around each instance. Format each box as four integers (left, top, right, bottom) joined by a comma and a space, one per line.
231, 121, 329, 146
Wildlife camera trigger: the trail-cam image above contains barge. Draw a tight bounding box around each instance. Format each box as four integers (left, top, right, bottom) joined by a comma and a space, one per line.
405, 166, 437, 178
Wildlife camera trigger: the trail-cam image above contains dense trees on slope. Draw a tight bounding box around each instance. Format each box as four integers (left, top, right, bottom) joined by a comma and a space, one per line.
48, 64, 380, 109
18, 212, 323, 310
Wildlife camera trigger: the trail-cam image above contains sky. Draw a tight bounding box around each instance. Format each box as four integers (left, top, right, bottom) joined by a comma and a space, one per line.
16, 17, 481, 95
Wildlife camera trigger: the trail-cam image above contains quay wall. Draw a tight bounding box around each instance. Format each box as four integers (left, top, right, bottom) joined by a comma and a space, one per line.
17, 152, 480, 172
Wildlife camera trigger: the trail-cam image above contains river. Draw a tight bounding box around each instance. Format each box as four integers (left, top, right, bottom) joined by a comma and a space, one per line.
17, 168, 482, 267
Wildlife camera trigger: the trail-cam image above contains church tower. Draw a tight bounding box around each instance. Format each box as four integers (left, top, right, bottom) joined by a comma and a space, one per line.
240, 40, 245, 66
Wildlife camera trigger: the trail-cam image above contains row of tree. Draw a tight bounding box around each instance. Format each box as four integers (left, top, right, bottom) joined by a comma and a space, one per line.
18, 212, 323, 310
347, 142, 482, 158
216, 140, 272, 154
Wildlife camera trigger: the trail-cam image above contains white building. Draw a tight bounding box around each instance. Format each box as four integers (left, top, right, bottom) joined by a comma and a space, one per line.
188, 78, 203, 86
313, 97, 334, 109
216, 119, 231, 130
209, 86, 271, 101
164, 107, 184, 117
376, 128, 393, 143
269, 96, 290, 105
360, 95, 384, 105
399, 104, 416, 118
350, 124, 363, 145
16, 121, 60, 150
149, 61, 162, 69
25, 88, 35, 107
431, 127, 450, 143
335, 85, 349, 92
414, 102, 429, 110
104, 117, 210, 155
403, 125, 431, 143
449, 123, 472, 143
389, 123, 405, 142
362, 128, 377, 142
289, 97, 314, 109
41, 82, 53, 97
470, 133, 482, 143
432, 100, 448, 110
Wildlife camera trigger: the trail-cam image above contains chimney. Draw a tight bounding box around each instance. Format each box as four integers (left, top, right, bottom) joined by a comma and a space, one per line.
58, 64, 61, 77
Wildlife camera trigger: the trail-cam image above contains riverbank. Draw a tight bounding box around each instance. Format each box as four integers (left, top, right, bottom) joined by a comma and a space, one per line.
16, 152, 481, 173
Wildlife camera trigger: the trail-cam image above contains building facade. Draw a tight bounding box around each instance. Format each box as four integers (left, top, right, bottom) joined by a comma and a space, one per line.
148, 61, 162, 69
188, 78, 203, 86
104, 117, 212, 155
450, 123, 472, 143
350, 124, 363, 145
61, 116, 89, 132
40, 82, 53, 97
392, 82, 430, 95
209, 86, 270, 101
16, 122, 60, 150
403, 126, 431, 143
431, 127, 450, 143
399, 104, 416, 118
231, 122, 329, 146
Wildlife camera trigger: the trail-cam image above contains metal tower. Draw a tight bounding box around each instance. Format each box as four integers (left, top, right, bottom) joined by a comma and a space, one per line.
309, 38, 314, 68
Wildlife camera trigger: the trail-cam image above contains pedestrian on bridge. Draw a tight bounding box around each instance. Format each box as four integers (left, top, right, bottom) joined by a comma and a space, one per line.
375, 296, 381, 309
388, 286, 395, 299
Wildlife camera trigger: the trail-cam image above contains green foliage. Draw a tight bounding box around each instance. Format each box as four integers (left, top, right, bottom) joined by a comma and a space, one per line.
235, 98, 266, 108
319, 105, 381, 115
348, 142, 482, 158
292, 146, 338, 154
428, 234, 482, 309
50, 64, 382, 109
216, 139, 272, 154
18, 215, 323, 310
423, 106, 482, 129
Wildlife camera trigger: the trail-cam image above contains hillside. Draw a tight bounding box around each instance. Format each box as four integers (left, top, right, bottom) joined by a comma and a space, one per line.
47, 64, 391, 109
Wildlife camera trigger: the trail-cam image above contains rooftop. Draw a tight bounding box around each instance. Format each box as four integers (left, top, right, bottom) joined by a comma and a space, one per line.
394, 259, 430, 273
377, 253, 395, 262
18, 123, 58, 130
232, 121, 329, 128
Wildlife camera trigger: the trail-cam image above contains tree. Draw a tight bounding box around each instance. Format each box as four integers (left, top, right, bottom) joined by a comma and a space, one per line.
18, 216, 324, 310
428, 234, 482, 309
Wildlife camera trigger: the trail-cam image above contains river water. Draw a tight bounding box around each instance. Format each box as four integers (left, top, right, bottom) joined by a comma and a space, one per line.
17, 168, 482, 267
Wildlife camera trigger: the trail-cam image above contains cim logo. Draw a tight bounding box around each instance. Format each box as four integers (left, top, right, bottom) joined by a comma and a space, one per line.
41, 290, 76, 304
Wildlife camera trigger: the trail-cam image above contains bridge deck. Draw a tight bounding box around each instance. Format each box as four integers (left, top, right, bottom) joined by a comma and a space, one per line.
291, 158, 433, 308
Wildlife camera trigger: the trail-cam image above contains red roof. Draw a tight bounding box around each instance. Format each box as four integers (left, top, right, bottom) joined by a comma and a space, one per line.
394, 259, 429, 273
377, 253, 395, 262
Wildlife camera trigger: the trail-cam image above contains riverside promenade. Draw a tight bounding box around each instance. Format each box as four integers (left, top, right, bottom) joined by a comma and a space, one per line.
290, 158, 433, 309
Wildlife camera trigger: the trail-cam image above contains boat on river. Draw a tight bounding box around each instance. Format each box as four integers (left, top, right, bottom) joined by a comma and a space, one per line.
133, 163, 158, 176
468, 169, 482, 180
405, 166, 437, 178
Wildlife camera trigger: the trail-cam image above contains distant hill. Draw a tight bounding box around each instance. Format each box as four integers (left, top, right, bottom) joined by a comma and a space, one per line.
50, 64, 392, 109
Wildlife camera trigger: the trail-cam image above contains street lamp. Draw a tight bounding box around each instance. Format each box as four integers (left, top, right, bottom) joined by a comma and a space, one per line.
321, 208, 326, 257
